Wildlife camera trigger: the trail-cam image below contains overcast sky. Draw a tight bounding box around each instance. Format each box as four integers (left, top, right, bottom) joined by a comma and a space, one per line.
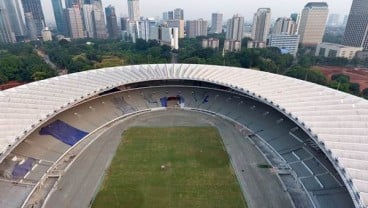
41, 0, 353, 24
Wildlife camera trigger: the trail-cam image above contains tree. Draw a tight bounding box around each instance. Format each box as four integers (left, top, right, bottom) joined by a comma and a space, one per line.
135, 38, 149, 51
0, 71, 8, 84
362, 88, 368, 99
32, 71, 48, 81
331, 73, 350, 83
349, 83, 360, 95
286, 66, 327, 85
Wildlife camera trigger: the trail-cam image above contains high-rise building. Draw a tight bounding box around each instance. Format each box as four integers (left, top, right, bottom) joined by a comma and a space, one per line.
167, 11, 174, 20
327, 13, 340, 26
166, 19, 184, 38
105, 5, 120, 39
65, 0, 83, 8
298, 2, 329, 46
65, 5, 85, 39
160, 27, 179, 49
290, 13, 299, 22
268, 34, 300, 56
251, 8, 271, 43
186, 19, 208, 38
0, 0, 25, 40
343, 0, 368, 49
52, 0, 68, 35
21, 0, 45, 37
342, 15, 349, 26
0, 8, 16, 43
82, 1, 107, 39
210, 13, 223, 34
174, 8, 184, 20
128, 0, 140, 21
121, 17, 129, 31
24, 12, 38, 40
91, 0, 107, 39
162, 12, 169, 21
273, 17, 296, 35
82, 4, 94, 37
226, 15, 244, 41
138, 18, 156, 41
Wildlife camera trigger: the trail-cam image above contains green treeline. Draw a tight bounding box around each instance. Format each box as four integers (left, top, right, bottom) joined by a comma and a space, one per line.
0, 44, 57, 83
0, 37, 367, 99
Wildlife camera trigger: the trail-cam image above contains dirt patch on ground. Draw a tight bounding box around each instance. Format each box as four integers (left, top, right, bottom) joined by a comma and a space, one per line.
0, 81, 26, 90
317, 66, 368, 90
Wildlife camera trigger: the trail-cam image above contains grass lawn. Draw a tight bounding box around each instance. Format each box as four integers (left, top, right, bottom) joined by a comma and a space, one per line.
92, 127, 246, 208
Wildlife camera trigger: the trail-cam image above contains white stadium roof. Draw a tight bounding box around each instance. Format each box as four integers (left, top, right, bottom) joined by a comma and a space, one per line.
0, 64, 367, 207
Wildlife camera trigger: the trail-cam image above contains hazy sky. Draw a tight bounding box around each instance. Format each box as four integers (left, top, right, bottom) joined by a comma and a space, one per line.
41, 0, 353, 24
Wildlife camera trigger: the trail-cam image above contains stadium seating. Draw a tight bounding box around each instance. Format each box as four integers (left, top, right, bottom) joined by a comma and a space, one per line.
39, 120, 89, 146
1, 85, 353, 208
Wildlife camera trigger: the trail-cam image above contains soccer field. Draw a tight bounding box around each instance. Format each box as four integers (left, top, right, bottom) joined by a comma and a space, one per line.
92, 127, 246, 208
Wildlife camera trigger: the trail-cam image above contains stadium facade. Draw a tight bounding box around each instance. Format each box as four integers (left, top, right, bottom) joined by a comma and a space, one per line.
0, 64, 367, 208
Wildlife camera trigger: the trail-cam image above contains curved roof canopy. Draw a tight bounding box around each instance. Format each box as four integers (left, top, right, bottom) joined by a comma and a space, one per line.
0, 64, 367, 207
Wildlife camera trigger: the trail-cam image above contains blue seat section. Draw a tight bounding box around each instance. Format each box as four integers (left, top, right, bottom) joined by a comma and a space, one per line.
40, 120, 89, 146
160, 97, 168, 107
12, 158, 36, 179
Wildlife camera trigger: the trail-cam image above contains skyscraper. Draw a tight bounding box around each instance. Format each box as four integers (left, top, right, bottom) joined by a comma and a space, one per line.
82, 4, 95, 38
24, 12, 38, 40
21, 0, 45, 37
138, 18, 156, 41
65, 0, 84, 8
105, 5, 120, 39
210, 13, 223, 34
0, 8, 16, 43
52, 0, 68, 35
82, 1, 107, 39
174, 8, 184, 20
0, 0, 25, 40
343, 0, 368, 49
167, 11, 174, 20
226, 15, 244, 41
186, 19, 208, 38
162, 12, 169, 21
65, 5, 85, 39
251, 8, 271, 43
128, 0, 140, 21
327, 14, 340, 26
273, 17, 296, 35
91, 0, 107, 39
298, 2, 329, 46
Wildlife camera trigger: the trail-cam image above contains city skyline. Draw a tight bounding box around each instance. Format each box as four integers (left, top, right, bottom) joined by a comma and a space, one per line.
37, 0, 352, 25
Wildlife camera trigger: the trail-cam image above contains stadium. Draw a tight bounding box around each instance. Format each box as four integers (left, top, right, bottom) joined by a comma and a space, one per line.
0, 64, 367, 208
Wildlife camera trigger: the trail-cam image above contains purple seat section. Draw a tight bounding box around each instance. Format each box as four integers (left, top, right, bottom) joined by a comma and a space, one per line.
12, 158, 36, 179
39, 120, 89, 146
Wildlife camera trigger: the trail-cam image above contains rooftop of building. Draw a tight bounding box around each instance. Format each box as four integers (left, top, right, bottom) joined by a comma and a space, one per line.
305, 2, 328, 8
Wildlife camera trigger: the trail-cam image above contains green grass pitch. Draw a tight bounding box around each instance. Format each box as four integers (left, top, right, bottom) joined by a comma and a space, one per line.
92, 127, 247, 208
